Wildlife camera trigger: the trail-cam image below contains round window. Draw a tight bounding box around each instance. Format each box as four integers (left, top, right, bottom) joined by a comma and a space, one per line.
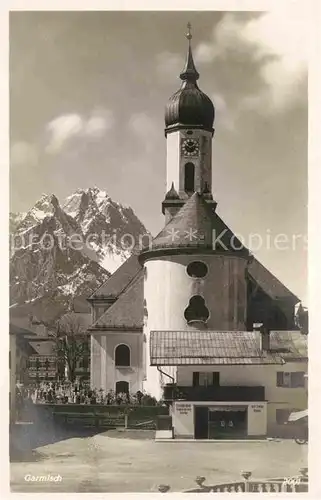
187, 261, 208, 279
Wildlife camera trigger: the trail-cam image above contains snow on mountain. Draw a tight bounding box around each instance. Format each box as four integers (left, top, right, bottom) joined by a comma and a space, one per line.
10, 187, 148, 325
63, 187, 148, 271
9, 211, 27, 233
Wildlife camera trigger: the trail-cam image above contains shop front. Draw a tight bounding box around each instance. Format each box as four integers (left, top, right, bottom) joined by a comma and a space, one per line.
172, 401, 267, 439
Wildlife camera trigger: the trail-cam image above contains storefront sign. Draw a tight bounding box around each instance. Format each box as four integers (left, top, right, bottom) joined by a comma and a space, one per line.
250, 404, 264, 413
176, 403, 192, 415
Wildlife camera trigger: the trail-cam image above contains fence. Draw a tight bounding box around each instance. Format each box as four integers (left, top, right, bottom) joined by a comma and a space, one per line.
158, 469, 308, 493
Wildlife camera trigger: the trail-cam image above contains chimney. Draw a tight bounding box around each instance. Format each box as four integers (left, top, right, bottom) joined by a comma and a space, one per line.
259, 325, 270, 352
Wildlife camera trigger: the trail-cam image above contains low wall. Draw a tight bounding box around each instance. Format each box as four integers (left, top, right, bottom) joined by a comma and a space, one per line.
33, 404, 169, 429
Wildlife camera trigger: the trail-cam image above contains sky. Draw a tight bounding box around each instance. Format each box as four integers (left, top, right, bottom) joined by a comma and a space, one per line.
9, 9, 308, 303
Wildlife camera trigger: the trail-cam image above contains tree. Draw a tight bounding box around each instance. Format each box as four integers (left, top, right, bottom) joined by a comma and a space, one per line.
54, 312, 89, 382
295, 304, 309, 335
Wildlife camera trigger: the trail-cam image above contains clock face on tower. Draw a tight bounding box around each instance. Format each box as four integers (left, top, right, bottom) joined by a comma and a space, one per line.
181, 138, 200, 157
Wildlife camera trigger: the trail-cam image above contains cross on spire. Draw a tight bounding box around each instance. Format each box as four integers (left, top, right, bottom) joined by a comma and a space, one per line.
186, 22, 192, 41
180, 22, 199, 82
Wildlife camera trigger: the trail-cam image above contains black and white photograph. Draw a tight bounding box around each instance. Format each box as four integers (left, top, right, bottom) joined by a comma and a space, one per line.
8, 5, 311, 494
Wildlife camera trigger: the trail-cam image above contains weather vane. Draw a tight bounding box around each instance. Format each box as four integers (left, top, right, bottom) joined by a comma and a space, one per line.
186, 22, 192, 41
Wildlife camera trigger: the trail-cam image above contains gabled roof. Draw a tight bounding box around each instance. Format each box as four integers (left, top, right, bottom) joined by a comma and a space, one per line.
89, 254, 142, 300
89, 195, 299, 308
9, 321, 38, 336
90, 272, 144, 330
141, 192, 248, 257
28, 339, 56, 356
150, 330, 307, 366
248, 258, 299, 303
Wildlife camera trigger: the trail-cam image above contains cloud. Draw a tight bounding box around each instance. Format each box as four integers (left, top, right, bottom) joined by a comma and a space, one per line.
210, 93, 237, 131
45, 109, 114, 153
195, 7, 308, 113
127, 112, 161, 155
10, 141, 39, 168
155, 51, 184, 80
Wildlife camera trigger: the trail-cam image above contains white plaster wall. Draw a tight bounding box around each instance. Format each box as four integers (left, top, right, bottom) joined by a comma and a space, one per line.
166, 129, 213, 194
166, 131, 180, 192
90, 334, 101, 389
247, 403, 267, 435
143, 254, 247, 398
172, 401, 267, 438
172, 401, 194, 437
176, 362, 307, 429
90, 332, 144, 393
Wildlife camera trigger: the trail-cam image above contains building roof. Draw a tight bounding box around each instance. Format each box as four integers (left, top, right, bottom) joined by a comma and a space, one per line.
248, 259, 299, 302
140, 192, 248, 258
88, 253, 142, 300
269, 330, 308, 360
150, 330, 307, 366
9, 321, 38, 336
28, 339, 56, 356
90, 271, 144, 330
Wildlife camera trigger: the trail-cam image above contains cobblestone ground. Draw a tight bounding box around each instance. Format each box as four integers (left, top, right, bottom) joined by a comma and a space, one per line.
10, 430, 308, 493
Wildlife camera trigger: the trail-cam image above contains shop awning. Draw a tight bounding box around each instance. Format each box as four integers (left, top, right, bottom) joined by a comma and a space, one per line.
288, 409, 308, 421
208, 406, 248, 412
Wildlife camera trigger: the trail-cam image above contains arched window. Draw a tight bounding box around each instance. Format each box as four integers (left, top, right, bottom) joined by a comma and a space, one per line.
116, 380, 129, 394
115, 344, 130, 367
184, 295, 210, 324
184, 162, 195, 192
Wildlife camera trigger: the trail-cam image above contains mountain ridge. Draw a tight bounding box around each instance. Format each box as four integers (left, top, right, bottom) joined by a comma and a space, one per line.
10, 187, 148, 327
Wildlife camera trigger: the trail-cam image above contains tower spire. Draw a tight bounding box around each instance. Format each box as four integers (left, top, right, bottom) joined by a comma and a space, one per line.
180, 22, 199, 82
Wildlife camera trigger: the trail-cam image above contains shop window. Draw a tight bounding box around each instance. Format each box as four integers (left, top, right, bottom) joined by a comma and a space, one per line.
184, 296, 209, 323
187, 261, 208, 279
115, 344, 130, 367
276, 371, 305, 388
276, 408, 301, 424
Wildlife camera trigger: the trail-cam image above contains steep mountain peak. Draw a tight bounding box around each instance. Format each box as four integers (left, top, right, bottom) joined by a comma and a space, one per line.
10, 187, 148, 323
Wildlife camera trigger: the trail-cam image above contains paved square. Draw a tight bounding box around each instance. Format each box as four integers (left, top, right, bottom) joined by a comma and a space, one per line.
10, 430, 308, 492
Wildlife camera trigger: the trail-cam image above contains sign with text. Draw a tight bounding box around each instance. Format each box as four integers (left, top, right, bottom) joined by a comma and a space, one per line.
250, 404, 264, 413
176, 403, 192, 415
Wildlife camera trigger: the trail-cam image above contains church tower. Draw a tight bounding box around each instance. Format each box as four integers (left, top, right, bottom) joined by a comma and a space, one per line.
162, 23, 216, 222
140, 24, 249, 399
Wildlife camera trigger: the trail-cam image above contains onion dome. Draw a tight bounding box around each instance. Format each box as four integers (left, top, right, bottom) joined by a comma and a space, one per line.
165, 23, 215, 133
165, 182, 180, 200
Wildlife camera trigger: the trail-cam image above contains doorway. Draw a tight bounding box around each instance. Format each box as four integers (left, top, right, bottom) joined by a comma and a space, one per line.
116, 380, 129, 394
208, 407, 247, 439
194, 406, 209, 439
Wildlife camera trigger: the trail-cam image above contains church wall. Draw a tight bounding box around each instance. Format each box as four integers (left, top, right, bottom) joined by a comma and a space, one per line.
143, 253, 248, 398
90, 334, 101, 389
90, 332, 144, 393
144, 253, 247, 331
166, 131, 180, 193
178, 129, 212, 195
166, 129, 213, 195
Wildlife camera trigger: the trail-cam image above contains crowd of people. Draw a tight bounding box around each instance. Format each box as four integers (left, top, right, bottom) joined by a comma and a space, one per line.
15, 381, 159, 407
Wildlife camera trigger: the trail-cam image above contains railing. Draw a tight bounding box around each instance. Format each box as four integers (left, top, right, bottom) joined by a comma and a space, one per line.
158, 468, 308, 493
163, 384, 265, 402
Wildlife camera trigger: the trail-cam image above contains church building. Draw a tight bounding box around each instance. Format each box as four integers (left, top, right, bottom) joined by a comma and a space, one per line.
88, 25, 307, 439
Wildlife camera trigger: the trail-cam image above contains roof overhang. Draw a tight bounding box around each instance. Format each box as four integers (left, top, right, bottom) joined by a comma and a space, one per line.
150, 330, 284, 366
